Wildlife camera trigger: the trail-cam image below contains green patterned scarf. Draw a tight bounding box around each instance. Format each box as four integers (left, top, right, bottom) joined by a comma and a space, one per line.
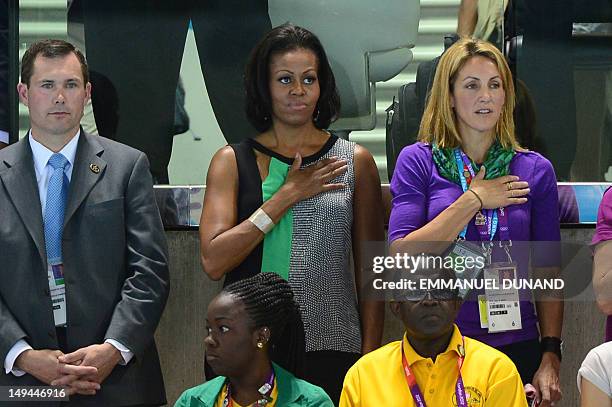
432, 141, 515, 185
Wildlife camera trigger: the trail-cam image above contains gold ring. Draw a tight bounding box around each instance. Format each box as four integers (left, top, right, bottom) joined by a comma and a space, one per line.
507, 182, 512, 191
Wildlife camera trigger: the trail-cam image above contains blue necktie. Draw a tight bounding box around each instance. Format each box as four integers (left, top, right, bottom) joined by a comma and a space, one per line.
44, 153, 70, 265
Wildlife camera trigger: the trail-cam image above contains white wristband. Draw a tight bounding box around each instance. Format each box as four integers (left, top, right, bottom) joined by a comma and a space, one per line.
248, 208, 275, 234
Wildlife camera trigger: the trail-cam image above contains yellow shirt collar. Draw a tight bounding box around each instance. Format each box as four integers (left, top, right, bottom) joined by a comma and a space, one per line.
402, 324, 464, 366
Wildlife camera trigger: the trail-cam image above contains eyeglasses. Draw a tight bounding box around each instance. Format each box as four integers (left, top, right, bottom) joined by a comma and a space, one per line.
401, 287, 457, 302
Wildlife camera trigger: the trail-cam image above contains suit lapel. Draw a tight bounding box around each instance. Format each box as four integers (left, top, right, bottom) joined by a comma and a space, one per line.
0, 137, 46, 264
63, 132, 106, 228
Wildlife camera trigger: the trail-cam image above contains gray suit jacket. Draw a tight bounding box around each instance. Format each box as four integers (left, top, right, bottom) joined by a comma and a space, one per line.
0, 131, 170, 406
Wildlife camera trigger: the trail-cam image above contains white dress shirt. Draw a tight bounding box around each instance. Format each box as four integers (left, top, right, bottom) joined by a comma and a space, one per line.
4, 131, 132, 377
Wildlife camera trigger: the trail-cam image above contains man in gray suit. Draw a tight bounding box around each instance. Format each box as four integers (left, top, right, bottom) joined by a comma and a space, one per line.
0, 39, 169, 406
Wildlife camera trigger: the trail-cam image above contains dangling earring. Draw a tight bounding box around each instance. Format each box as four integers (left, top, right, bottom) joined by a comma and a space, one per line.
257, 342, 264, 349
313, 109, 320, 123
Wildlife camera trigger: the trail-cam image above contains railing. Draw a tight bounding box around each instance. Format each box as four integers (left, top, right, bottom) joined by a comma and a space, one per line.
154, 182, 612, 229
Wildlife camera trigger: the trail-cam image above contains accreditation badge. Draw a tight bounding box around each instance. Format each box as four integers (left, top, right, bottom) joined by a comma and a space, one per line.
446, 240, 485, 299
47, 264, 67, 326
483, 263, 521, 333
477, 295, 489, 328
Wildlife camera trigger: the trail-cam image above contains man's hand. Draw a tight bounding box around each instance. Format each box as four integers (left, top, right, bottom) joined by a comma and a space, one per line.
56, 343, 122, 385
15, 348, 99, 394
15, 349, 64, 384
532, 352, 562, 407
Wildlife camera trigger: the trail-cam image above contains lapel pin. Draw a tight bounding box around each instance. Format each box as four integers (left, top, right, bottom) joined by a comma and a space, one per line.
89, 164, 100, 174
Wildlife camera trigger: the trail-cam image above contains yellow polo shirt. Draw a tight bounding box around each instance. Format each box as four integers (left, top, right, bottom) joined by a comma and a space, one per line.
340, 325, 527, 407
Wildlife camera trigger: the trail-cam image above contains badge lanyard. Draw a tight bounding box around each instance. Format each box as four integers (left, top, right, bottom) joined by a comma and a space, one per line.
48, 264, 67, 327
401, 337, 468, 407
454, 149, 511, 250
224, 369, 275, 407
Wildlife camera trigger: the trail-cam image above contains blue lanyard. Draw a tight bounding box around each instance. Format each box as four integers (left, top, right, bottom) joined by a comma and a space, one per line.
454, 149, 499, 241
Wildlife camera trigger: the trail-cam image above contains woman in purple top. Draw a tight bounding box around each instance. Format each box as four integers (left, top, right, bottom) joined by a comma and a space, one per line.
592, 187, 612, 342
388, 38, 562, 406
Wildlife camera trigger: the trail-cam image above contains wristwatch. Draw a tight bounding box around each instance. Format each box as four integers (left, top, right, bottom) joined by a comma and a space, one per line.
540, 336, 563, 361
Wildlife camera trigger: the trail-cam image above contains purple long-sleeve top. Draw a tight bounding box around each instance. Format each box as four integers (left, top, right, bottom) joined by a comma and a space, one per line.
592, 187, 612, 342
389, 142, 561, 347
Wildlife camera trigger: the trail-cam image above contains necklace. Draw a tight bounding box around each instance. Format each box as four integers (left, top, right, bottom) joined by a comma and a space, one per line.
223, 369, 275, 407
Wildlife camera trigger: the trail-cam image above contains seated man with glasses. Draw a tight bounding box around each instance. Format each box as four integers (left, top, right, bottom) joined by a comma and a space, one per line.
339, 259, 528, 407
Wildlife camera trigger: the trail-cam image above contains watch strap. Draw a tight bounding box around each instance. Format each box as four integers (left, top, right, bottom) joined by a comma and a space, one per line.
540, 336, 563, 361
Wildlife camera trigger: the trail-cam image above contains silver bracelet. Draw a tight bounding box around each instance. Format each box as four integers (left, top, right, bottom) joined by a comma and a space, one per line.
248, 208, 275, 234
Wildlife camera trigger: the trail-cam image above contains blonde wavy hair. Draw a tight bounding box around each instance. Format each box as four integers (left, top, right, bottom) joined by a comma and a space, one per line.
418, 37, 519, 150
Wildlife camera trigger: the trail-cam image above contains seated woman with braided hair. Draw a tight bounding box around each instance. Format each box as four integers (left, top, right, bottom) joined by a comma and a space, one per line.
175, 273, 333, 407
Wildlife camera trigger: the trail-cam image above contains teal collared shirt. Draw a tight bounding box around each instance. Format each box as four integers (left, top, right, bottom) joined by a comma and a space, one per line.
174, 363, 333, 407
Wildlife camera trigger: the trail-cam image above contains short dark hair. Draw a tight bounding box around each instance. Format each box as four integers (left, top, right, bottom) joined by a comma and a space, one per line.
244, 23, 341, 132
21, 39, 89, 86
222, 272, 305, 377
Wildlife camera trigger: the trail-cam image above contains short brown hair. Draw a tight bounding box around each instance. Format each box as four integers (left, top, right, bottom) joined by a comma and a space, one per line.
418, 38, 519, 150
20, 39, 89, 86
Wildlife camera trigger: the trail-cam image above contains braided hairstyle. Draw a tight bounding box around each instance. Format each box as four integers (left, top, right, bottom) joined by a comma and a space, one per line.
222, 273, 306, 377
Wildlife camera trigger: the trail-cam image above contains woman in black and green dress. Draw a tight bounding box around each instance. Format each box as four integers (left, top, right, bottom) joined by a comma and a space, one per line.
199, 23, 384, 404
